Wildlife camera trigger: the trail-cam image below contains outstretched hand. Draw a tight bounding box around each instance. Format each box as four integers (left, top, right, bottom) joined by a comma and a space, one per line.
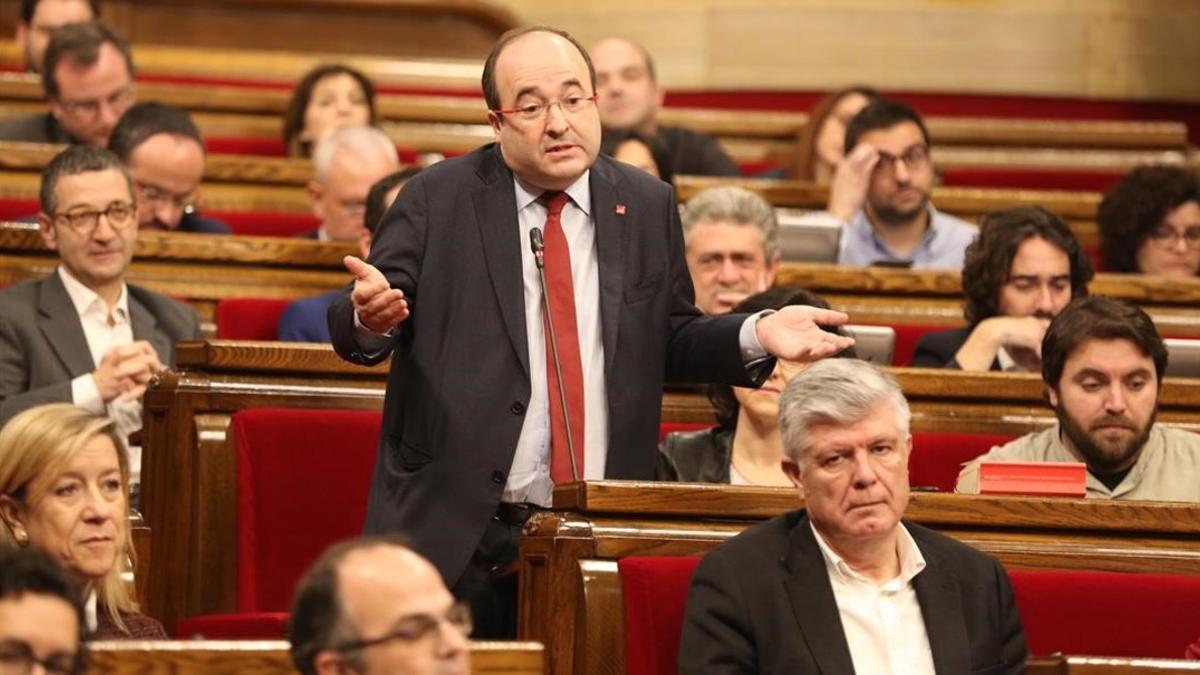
755, 306, 856, 362
344, 255, 409, 334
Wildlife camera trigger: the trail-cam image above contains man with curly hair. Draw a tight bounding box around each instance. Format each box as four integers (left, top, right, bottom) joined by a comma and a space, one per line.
1097, 165, 1200, 278
911, 206, 1093, 371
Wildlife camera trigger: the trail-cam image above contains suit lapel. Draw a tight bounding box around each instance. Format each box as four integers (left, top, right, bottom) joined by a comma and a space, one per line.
471, 147, 530, 377
783, 516, 857, 674
37, 274, 96, 376
589, 158, 627, 373
912, 536, 970, 674
128, 288, 171, 364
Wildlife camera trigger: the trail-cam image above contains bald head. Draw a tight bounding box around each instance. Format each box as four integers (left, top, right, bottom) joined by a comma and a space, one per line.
591, 37, 663, 134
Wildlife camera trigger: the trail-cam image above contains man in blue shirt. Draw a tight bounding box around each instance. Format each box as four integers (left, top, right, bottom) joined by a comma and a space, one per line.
826, 99, 977, 270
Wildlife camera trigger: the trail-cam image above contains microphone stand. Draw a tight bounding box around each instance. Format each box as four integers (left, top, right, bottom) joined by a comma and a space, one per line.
530, 227, 580, 481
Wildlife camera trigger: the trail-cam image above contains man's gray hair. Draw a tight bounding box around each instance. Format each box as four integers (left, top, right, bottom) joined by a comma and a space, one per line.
681, 186, 780, 260
311, 126, 399, 184
778, 359, 911, 464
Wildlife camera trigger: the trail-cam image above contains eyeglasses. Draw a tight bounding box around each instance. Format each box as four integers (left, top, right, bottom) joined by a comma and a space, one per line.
138, 183, 196, 215
57, 84, 136, 119
0, 638, 78, 675
1148, 224, 1200, 249
491, 94, 599, 122
51, 201, 137, 236
875, 144, 930, 175
337, 602, 472, 653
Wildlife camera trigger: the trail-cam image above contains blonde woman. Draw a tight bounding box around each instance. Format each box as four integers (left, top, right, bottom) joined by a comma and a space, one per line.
0, 404, 164, 638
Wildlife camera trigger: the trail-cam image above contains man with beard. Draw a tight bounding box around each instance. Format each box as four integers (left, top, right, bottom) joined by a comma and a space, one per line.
826, 99, 977, 269
912, 206, 1093, 371
956, 297, 1200, 501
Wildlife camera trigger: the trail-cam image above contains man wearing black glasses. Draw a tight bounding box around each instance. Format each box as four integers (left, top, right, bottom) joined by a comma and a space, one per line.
0, 548, 85, 675
290, 537, 471, 675
825, 99, 977, 270
0, 19, 136, 148
0, 147, 200, 465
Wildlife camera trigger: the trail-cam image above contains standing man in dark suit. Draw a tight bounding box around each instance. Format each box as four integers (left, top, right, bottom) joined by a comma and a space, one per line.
329, 26, 853, 636
0, 145, 201, 483
679, 359, 1027, 673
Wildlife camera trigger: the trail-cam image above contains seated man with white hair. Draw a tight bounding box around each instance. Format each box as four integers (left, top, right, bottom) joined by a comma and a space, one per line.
304, 125, 401, 243
679, 358, 1027, 674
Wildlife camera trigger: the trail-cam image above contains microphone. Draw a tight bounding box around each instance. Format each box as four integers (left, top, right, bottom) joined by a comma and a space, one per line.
529, 226, 579, 481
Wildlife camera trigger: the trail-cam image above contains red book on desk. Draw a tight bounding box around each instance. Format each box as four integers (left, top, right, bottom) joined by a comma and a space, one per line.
977, 461, 1087, 497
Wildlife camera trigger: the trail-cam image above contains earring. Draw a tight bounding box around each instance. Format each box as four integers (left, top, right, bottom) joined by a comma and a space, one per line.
13, 529, 28, 546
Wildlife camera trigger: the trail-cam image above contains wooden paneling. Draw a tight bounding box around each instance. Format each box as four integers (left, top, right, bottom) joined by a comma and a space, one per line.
138, 341, 1200, 632
85, 640, 544, 675
521, 481, 1200, 674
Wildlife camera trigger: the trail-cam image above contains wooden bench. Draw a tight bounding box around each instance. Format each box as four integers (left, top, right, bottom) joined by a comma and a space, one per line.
86, 640, 544, 675
0, 222, 354, 335
520, 481, 1200, 674
0, 0, 518, 61
138, 340, 1200, 632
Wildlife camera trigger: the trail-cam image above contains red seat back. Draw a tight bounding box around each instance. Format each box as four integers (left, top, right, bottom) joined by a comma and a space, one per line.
209, 211, 321, 238
619, 556, 703, 675
215, 298, 292, 340
658, 422, 713, 443
885, 323, 955, 366
234, 408, 381, 612
908, 431, 1013, 492
1010, 568, 1200, 658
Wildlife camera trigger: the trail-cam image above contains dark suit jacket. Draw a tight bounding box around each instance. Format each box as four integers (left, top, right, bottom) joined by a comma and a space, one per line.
679, 510, 1027, 674
177, 212, 232, 234
657, 427, 733, 483
0, 274, 203, 424
0, 112, 75, 144
278, 290, 338, 343
911, 326, 1002, 371
657, 125, 741, 177
329, 144, 764, 585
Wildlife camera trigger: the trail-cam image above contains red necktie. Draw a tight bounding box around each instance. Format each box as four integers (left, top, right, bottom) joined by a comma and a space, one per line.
541, 191, 585, 483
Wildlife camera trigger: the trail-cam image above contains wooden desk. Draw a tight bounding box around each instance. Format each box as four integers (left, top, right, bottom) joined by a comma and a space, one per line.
0, 222, 354, 335
775, 261, 1200, 337
519, 481, 1200, 675
138, 340, 1200, 635
86, 640, 544, 675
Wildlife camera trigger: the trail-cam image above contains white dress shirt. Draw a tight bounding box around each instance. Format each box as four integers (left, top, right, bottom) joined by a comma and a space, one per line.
59, 267, 143, 482
505, 173, 609, 504
811, 522, 936, 675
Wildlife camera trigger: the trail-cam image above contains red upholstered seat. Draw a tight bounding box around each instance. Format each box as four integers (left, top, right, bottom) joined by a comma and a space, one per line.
658, 422, 713, 443
176, 408, 381, 637
175, 612, 287, 640
619, 556, 702, 675
0, 198, 38, 221
867, 323, 954, 366
908, 431, 1013, 492
208, 211, 321, 238
214, 298, 292, 340
1010, 568, 1200, 658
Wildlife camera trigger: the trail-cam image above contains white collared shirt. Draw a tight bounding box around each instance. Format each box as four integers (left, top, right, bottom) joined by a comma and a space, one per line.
59, 267, 143, 481
504, 172, 609, 504
811, 522, 936, 675
84, 590, 98, 632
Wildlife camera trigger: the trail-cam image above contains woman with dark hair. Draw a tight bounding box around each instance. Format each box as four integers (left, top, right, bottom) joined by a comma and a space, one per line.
600, 128, 673, 184
1097, 165, 1200, 278
282, 64, 380, 158
791, 86, 880, 183
657, 287, 856, 485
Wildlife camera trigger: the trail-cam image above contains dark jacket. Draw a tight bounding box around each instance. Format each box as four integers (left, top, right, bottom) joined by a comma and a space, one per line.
92, 607, 168, 640
0, 112, 75, 144
911, 326, 1001, 371
657, 427, 733, 483
328, 144, 764, 586
679, 509, 1028, 674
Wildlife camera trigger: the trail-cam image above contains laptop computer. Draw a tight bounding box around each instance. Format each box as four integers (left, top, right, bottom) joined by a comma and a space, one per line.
843, 325, 896, 366
1165, 339, 1200, 379
775, 209, 842, 263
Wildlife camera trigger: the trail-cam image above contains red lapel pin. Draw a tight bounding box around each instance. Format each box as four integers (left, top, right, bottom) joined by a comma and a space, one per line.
615, 204, 626, 215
